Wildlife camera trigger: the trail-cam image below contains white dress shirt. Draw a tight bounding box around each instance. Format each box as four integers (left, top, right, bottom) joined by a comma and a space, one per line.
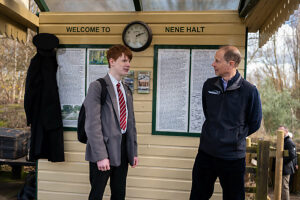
108, 73, 128, 133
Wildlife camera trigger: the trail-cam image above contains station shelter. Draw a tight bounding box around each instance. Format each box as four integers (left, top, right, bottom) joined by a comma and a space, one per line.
0, 0, 299, 199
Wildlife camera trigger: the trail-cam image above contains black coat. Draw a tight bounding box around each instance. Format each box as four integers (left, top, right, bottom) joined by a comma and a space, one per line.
283, 136, 297, 175
24, 34, 64, 162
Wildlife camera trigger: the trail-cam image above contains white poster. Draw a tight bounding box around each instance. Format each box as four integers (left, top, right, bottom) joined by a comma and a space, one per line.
189, 49, 216, 133
57, 48, 86, 128
87, 48, 109, 87
156, 49, 190, 132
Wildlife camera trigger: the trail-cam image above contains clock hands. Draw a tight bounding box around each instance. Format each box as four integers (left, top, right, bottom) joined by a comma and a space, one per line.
136, 32, 146, 37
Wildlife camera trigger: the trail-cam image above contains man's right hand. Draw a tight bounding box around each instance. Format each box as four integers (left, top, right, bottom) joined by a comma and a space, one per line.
97, 159, 110, 171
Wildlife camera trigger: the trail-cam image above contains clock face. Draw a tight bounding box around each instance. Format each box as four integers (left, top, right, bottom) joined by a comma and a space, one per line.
122, 21, 152, 52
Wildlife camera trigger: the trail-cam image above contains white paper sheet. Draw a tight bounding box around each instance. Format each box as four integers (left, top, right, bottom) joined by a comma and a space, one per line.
57, 48, 86, 128
189, 49, 216, 133
156, 49, 190, 132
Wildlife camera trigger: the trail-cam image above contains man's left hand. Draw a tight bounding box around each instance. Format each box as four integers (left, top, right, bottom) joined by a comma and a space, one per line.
131, 157, 138, 168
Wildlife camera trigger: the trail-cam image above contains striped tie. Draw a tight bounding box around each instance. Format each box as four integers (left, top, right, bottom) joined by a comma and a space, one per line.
117, 83, 127, 131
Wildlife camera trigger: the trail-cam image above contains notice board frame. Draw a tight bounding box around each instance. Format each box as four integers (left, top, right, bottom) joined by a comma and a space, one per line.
58, 44, 112, 131
152, 45, 220, 137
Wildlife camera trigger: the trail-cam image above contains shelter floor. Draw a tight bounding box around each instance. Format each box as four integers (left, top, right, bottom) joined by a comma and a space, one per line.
268, 189, 300, 200
0, 180, 23, 200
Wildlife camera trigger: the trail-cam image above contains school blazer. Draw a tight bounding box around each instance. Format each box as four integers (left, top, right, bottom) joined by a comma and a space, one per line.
84, 74, 138, 166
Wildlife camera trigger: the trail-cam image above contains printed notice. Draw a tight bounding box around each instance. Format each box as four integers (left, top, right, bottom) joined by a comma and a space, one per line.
57, 48, 86, 128
189, 49, 216, 133
137, 71, 150, 94
87, 49, 109, 87
156, 49, 190, 132
122, 70, 134, 92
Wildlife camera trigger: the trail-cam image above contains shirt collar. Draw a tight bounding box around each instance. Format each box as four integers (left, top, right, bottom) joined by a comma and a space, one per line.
220, 70, 240, 88
229, 70, 240, 86
221, 78, 228, 91
108, 73, 121, 86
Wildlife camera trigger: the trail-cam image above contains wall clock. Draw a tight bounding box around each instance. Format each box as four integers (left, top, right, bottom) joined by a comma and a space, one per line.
122, 21, 152, 52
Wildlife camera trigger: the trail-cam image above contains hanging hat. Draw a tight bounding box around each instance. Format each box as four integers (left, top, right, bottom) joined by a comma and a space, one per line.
33, 33, 59, 50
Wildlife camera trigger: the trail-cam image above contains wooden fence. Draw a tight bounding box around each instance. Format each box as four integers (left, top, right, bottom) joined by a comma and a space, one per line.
245, 139, 270, 199
245, 130, 299, 200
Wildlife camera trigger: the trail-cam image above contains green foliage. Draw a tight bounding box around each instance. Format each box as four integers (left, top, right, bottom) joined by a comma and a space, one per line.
259, 79, 300, 135
62, 105, 73, 114
0, 121, 8, 127
0, 33, 36, 105
0, 104, 27, 129
74, 105, 81, 112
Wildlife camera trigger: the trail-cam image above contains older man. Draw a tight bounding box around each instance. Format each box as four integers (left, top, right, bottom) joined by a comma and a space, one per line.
190, 46, 262, 200
278, 126, 297, 200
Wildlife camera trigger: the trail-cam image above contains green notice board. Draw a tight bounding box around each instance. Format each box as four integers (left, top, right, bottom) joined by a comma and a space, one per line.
152, 45, 219, 137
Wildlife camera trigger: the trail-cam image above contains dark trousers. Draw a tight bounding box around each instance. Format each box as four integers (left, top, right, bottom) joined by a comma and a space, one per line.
89, 134, 128, 200
190, 150, 245, 200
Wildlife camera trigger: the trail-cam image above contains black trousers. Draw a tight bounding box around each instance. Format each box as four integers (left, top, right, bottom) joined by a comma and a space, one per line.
190, 150, 245, 200
89, 134, 128, 200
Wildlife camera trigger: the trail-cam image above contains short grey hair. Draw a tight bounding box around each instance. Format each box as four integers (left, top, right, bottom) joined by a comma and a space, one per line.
220, 46, 241, 67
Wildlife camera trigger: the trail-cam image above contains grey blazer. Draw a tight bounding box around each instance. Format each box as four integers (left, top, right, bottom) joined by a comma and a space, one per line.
84, 74, 138, 166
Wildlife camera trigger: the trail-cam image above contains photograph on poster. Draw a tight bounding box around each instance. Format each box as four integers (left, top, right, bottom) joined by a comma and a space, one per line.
138, 71, 150, 94
122, 70, 134, 92
87, 49, 109, 87
61, 105, 81, 120
89, 49, 108, 65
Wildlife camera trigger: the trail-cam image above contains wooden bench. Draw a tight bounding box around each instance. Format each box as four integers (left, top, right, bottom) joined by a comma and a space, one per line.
0, 156, 35, 179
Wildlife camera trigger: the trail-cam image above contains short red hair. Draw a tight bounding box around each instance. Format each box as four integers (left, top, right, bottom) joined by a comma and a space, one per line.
107, 44, 132, 67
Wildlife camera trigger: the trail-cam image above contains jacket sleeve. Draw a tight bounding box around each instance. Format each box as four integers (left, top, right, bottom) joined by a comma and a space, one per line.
84, 81, 108, 161
284, 139, 297, 165
131, 98, 138, 157
247, 87, 262, 135
24, 65, 33, 126
24, 56, 42, 126
125, 85, 138, 157
202, 81, 208, 119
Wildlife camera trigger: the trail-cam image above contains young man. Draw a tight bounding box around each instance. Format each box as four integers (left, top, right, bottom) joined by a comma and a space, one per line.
84, 44, 138, 200
278, 126, 297, 200
190, 46, 262, 200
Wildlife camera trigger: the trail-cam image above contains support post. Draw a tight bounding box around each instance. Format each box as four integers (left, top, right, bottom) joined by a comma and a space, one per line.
291, 153, 300, 193
256, 140, 270, 199
246, 138, 251, 164
11, 165, 22, 179
274, 130, 284, 200
245, 138, 252, 182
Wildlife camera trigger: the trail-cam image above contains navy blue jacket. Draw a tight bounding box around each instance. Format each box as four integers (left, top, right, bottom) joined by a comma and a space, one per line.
283, 136, 297, 175
199, 71, 262, 160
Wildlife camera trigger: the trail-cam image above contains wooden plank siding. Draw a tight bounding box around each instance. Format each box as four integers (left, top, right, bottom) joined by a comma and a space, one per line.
38, 11, 245, 200
0, 0, 39, 41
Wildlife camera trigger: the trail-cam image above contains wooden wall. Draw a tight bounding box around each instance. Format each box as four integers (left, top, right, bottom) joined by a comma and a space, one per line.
38, 11, 245, 200
0, 0, 38, 42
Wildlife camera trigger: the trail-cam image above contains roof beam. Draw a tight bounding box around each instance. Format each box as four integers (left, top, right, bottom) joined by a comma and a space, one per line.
244, 0, 282, 32
34, 0, 49, 12
238, 0, 259, 18
133, 0, 142, 11
0, 0, 39, 29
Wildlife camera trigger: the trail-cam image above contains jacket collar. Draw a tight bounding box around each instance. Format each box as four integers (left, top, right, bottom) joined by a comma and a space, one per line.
104, 74, 120, 121
213, 70, 243, 92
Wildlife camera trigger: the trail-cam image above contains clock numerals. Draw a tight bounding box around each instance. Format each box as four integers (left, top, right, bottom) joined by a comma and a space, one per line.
125, 37, 131, 44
